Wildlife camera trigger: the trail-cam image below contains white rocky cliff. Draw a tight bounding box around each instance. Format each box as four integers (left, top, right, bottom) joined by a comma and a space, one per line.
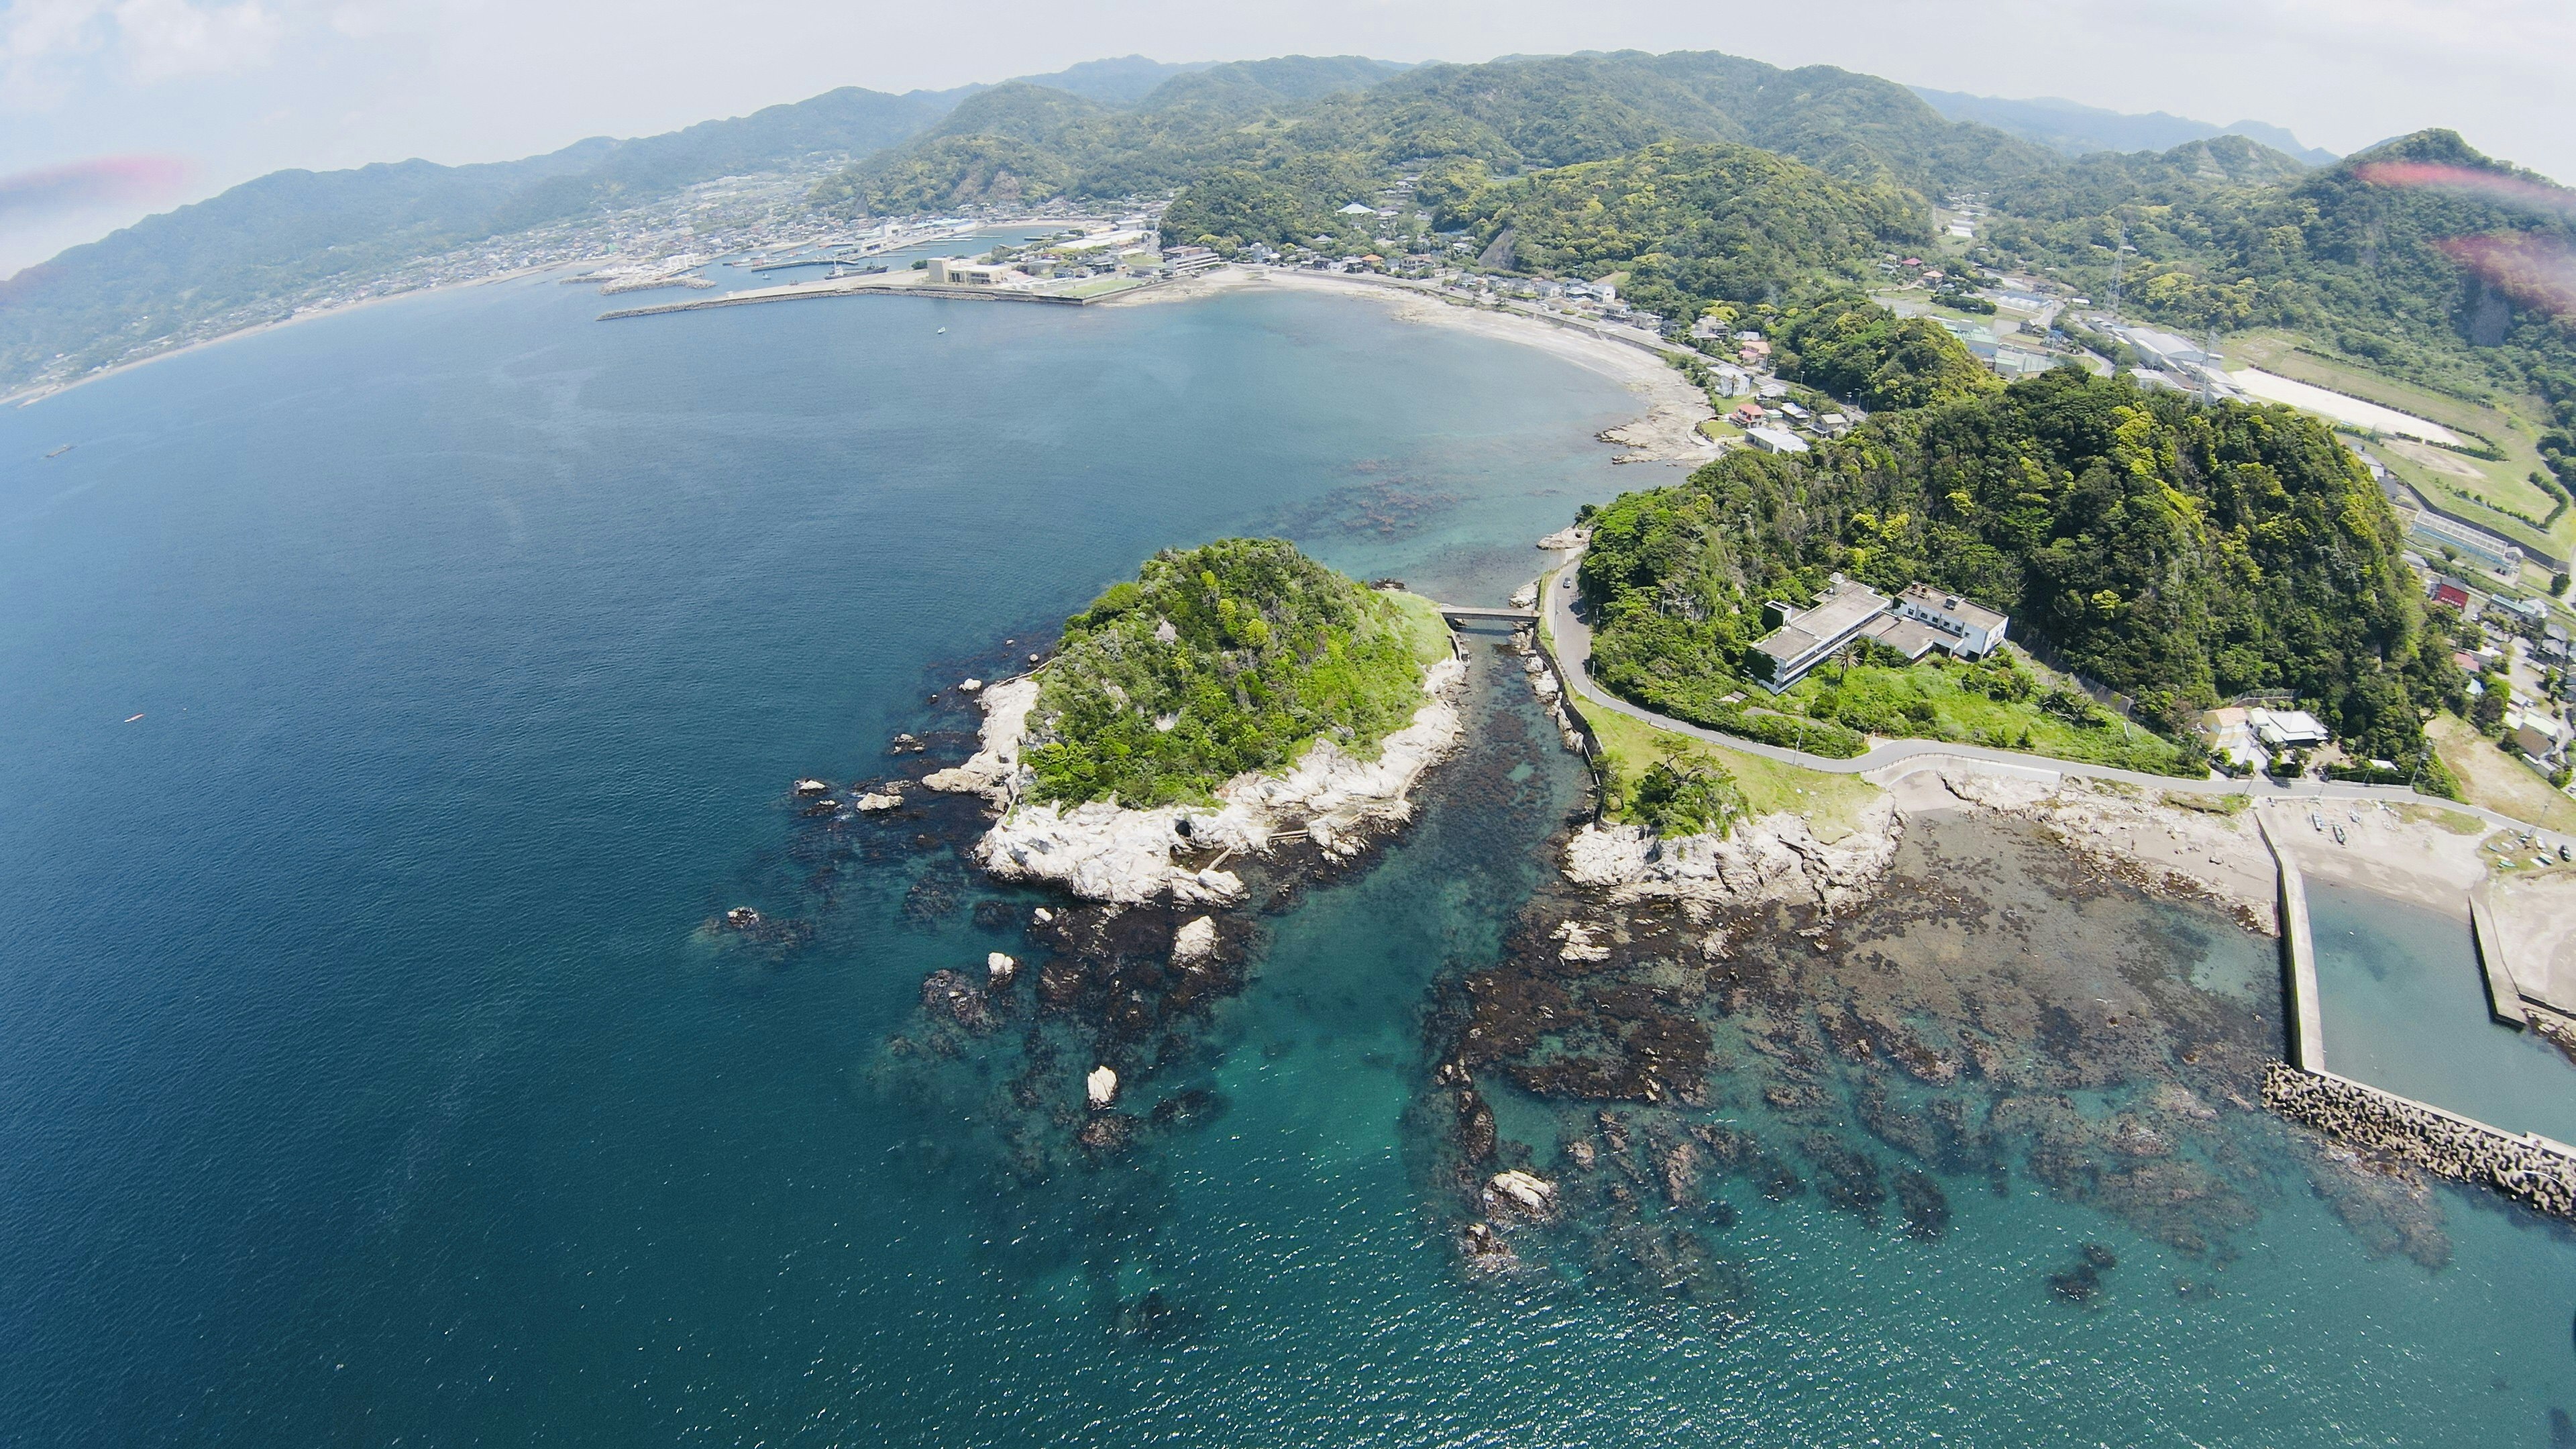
926, 657, 1468, 904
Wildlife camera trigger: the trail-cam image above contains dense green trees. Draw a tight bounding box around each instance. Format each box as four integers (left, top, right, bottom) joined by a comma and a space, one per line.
1980, 129, 2576, 431
1024, 539, 1443, 807
812, 50, 2057, 265
1431, 143, 1922, 321
1580, 370, 2458, 767
1772, 296, 2002, 411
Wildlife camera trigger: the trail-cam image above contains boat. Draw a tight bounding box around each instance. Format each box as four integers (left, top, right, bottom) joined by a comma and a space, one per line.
936, 327, 947, 335
45, 444, 72, 458
2333, 825, 2347, 844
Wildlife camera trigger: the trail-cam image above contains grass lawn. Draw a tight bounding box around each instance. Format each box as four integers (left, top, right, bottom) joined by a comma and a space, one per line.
1387, 589, 1456, 667
2428, 712, 2576, 833
1587, 706, 1883, 842
1778, 658, 2203, 776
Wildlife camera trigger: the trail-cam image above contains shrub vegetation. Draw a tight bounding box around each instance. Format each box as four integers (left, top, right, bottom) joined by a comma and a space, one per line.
1023, 539, 1445, 807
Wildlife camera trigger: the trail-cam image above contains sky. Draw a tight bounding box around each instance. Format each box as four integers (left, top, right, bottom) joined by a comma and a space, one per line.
3, 0, 2572, 274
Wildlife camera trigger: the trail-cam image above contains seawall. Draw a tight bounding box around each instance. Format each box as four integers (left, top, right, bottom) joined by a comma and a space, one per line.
2257, 807, 2326, 1071
2263, 1063, 2576, 1219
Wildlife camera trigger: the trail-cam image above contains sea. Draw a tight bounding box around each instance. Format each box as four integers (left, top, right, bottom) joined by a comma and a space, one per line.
5, 257, 2576, 1446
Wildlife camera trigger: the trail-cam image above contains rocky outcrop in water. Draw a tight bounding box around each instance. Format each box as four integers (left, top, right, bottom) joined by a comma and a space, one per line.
2263, 1063, 2576, 1220
928, 659, 1468, 904
1562, 798, 1903, 915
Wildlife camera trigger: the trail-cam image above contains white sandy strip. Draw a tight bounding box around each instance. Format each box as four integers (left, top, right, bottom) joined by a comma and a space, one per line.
2228, 368, 2463, 447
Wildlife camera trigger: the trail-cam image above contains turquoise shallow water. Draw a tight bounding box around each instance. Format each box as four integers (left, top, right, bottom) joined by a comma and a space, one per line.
5, 274, 2576, 1445
2310, 881, 2576, 1144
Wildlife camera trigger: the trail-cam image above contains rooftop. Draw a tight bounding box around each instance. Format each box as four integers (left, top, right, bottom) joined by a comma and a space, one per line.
1753, 582, 1892, 667
1898, 583, 2008, 631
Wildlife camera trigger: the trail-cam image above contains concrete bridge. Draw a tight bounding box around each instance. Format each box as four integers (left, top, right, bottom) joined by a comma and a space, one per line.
1433, 604, 1538, 624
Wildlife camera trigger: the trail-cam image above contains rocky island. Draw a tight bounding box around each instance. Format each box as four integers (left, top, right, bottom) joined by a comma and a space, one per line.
877, 538, 1467, 1166
925, 537, 1462, 901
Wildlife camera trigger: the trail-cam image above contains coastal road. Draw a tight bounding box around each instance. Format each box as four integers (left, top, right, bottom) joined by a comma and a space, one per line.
1536, 546, 2575, 838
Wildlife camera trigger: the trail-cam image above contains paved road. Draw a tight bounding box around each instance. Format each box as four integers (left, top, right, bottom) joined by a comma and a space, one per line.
1535, 546, 2571, 839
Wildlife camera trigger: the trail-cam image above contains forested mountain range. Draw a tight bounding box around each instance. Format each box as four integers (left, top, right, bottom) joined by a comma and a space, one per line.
1909, 87, 2338, 167
7, 44, 2573, 435
816, 50, 2059, 224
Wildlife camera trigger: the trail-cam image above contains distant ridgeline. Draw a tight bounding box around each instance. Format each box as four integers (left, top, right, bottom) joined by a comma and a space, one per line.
1579, 366, 2465, 778
1022, 538, 1448, 808
9, 43, 2576, 438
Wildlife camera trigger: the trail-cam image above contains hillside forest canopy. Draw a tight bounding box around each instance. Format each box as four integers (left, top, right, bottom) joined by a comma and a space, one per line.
1022, 538, 1446, 808
1578, 368, 2464, 778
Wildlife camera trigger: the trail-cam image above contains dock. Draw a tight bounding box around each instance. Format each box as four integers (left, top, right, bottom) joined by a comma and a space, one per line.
2256, 806, 2326, 1072
599, 278, 1156, 321
2468, 881, 2532, 1028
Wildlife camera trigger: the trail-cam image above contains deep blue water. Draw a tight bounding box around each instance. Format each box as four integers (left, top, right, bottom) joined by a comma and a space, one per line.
7, 273, 2576, 1446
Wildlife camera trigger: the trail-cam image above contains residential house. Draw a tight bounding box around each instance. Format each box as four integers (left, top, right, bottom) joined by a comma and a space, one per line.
2249, 708, 2330, 752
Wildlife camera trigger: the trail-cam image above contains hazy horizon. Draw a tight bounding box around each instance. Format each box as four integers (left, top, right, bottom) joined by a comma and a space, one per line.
2, 0, 2571, 276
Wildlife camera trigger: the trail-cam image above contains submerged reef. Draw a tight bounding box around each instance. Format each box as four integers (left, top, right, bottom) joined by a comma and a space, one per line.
1419, 808, 2462, 1299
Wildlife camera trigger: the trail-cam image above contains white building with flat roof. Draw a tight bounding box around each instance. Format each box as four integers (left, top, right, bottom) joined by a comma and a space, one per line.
1750, 582, 1891, 690
1895, 584, 2010, 656
2250, 708, 2329, 751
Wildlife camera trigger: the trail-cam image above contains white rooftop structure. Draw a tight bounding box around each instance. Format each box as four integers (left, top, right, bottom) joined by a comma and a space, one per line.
1744, 427, 1810, 455
1895, 584, 2010, 656
1751, 582, 1890, 690
2249, 708, 2329, 750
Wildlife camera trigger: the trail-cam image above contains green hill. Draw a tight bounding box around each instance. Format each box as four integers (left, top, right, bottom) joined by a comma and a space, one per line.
816, 49, 2061, 253
1432, 142, 1923, 321
1979, 129, 2576, 435
1580, 368, 2458, 770
1024, 539, 1449, 808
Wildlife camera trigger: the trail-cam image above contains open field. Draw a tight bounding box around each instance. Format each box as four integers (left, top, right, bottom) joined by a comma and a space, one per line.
2430, 712, 2576, 833
1586, 705, 1884, 841
2228, 331, 2571, 557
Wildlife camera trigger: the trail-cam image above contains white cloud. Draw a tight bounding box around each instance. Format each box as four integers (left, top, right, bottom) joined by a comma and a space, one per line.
112, 0, 278, 80
0, 0, 279, 105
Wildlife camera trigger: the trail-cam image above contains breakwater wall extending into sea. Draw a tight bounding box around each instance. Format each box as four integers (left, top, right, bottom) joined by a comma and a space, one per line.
598, 282, 1144, 322
2263, 1063, 2576, 1219
2255, 807, 2326, 1071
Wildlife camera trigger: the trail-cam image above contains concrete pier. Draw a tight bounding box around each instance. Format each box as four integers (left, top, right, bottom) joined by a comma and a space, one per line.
2468, 882, 2532, 1028
2257, 806, 2326, 1072
599, 278, 1149, 321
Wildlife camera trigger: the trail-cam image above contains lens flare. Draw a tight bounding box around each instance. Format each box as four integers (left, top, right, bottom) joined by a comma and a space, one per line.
2436, 233, 2576, 317
0, 157, 191, 223
2355, 160, 2576, 219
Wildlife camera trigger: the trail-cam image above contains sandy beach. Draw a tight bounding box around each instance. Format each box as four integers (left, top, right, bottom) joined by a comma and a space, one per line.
2269, 799, 2490, 917
1120, 268, 1719, 464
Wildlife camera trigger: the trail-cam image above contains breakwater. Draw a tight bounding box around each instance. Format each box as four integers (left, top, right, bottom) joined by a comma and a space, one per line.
599, 280, 1146, 321
2255, 807, 2327, 1071
2263, 1063, 2576, 1219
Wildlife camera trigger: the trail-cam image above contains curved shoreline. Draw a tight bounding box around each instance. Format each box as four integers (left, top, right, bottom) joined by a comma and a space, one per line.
1152, 268, 1719, 464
